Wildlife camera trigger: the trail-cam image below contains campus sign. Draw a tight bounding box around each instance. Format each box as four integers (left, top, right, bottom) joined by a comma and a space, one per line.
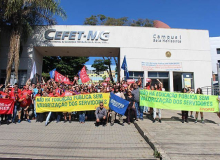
44, 29, 110, 42
153, 34, 182, 43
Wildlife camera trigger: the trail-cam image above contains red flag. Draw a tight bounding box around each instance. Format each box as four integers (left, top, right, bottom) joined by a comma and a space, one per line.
80, 66, 90, 83
54, 71, 72, 84
0, 99, 14, 114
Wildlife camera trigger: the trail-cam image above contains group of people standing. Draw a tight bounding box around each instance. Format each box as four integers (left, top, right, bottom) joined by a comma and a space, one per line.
0, 76, 219, 126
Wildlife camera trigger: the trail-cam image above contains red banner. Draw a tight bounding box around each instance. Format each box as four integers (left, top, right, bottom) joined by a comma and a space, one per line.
0, 99, 14, 114
80, 66, 90, 83
54, 71, 72, 84
127, 79, 135, 84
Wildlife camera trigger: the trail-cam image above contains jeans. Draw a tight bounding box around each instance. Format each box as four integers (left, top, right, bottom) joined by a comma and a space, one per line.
135, 102, 143, 119
143, 106, 148, 113
34, 100, 37, 118
79, 112, 85, 122
12, 105, 17, 122
56, 113, 61, 122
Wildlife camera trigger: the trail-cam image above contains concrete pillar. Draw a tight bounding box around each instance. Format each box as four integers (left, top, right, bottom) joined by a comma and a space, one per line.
169, 71, 174, 92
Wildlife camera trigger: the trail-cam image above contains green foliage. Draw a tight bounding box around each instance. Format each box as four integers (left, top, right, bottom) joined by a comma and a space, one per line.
153, 150, 161, 158
43, 56, 89, 79
91, 59, 108, 75
102, 75, 107, 81
3, 0, 67, 42
41, 72, 50, 80
84, 14, 154, 27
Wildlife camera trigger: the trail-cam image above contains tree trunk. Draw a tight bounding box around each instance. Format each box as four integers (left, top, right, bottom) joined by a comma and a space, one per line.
102, 57, 114, 82
108, 63, 114, 82
5, 28, 21, 85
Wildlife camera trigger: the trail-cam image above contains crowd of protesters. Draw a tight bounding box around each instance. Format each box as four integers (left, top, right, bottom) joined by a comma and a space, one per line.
0, 76, 220, 126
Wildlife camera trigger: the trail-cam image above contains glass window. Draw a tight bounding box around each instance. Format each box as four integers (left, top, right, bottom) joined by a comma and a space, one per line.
217, 49, 220, 54
159, 72, 169, 77
134, 72, 143, 77
148, 72, 157, 77
182, 73, 193, 78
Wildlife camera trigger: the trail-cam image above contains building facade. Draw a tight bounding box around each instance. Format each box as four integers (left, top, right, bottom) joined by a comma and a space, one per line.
210, 37, 220, 84
0, 25, 212, 91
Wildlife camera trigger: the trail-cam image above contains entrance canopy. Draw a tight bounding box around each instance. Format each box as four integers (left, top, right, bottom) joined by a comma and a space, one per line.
34, 46, 120, 57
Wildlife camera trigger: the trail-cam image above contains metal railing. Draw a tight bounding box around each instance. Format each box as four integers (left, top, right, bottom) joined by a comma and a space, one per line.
201, 85, 219, 95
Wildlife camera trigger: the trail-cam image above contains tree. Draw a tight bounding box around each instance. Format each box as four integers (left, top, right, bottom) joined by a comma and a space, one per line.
3, 0, 66, 85
84, 14, 154, 27
42, 56, 89, 80
91, 59, 108, 75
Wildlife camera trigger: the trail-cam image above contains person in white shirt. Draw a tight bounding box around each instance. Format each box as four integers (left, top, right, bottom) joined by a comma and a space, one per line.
110, 87, 125, 126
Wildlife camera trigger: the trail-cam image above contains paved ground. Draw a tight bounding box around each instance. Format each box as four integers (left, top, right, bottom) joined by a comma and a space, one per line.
136, 110, 220, 160
0, 120, 155, 159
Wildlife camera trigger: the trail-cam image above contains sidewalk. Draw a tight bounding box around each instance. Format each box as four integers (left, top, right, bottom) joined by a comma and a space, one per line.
0, 121, 155, 159
135, 110, 220, 160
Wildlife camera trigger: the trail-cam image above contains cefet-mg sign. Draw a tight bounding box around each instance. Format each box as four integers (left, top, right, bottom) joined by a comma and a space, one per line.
45, 29, 110, 41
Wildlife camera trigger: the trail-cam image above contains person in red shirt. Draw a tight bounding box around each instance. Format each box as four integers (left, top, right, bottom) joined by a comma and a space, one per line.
63, 88, 73, 123
21, 85, 32, 96
18, 94, 32, 123
10, 88, 20, 123
0, 88, 10, 99
49, 89, 59, 97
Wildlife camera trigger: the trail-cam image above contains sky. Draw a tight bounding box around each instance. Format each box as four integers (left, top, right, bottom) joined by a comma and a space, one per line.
56, 0, 220, 66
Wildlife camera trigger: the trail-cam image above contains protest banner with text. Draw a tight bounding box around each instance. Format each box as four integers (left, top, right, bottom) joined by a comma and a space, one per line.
109, 92, 129, 115
36, 93, 110, 113
140, 90, 219, 112
0, 99, 14, 114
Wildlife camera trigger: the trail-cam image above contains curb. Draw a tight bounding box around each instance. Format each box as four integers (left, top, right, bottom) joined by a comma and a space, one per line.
134, 121, 171, 160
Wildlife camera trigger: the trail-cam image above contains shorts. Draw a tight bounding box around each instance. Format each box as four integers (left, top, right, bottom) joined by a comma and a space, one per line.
18, 106, 29, 112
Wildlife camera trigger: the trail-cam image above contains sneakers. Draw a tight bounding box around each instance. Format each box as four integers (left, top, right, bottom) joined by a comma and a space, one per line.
18, 119, 21, 123
159, 119, 162, 123
121, 123, 124, 126
153, 119, 156, 123
190, 115, 194, 118
202, 120, 205, 124
182, 120, 184, 123
110, 123, 114, 126
64, 120, 67, 123
185, 120, 188, 123
27, 119, 31, 123
195, 120, 197, 123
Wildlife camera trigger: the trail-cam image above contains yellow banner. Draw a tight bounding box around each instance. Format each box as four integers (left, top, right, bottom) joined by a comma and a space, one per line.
36, 93, 110, 113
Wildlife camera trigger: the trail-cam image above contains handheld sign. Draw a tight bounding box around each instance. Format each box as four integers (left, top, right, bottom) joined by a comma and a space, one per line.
127, 79, 135, 84
123, 84, 128, 88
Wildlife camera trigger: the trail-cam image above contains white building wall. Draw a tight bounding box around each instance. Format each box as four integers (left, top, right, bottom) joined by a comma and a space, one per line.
0, 25, 212, 90
210, 37, 220, 74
